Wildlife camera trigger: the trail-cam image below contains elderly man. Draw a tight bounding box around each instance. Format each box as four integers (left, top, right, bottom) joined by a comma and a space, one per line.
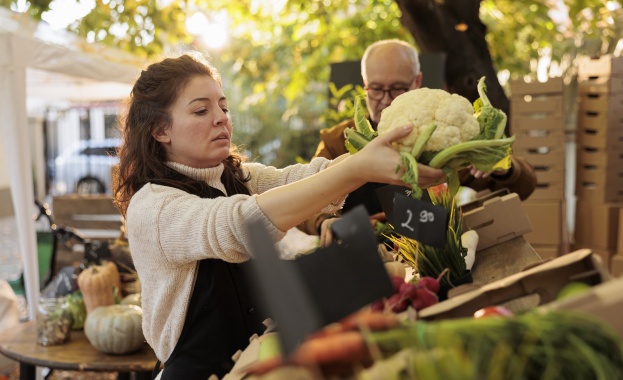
302, 39, 536, 244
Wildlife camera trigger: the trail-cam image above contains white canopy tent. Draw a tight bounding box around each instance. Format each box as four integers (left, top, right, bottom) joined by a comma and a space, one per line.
0, 7, 142, 319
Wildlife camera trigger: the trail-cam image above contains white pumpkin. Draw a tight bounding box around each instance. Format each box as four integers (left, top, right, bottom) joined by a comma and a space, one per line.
84, 304, 144, 354
120, 293, 142, 308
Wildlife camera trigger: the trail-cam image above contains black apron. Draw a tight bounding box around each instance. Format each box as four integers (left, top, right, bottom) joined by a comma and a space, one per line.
150, 170, 268, 379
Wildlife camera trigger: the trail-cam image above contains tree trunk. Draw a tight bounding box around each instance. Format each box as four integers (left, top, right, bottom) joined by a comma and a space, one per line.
395, 0, 511, 133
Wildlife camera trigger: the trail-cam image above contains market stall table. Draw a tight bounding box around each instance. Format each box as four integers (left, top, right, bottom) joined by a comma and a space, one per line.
0, 320, 157, 380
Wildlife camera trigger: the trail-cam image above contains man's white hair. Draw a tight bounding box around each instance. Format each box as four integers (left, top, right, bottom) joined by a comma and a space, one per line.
361, 39, 421, 83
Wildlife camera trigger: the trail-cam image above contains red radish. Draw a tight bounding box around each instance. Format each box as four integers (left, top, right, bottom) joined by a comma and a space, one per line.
399, 282, 418, 299
370, 299, 385, 312
391, 276, 405, 292
417, 268, 449, 294
387, 294, 409, 313
411, 297, 425, 311
417, 277, 438, 292
414, 288, 439, 310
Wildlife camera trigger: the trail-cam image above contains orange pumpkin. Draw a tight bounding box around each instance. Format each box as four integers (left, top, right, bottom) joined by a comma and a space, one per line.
77, 262, 120, 314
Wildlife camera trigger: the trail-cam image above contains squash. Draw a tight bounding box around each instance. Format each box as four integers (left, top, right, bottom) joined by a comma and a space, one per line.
84, 304, 144, 354
77, 262, 121, 314
120, 293, 142, 308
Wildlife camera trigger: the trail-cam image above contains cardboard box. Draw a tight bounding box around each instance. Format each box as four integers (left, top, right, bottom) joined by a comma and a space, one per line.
576, 182, 623, 203
511, 115, 564, 132
514, 145, 565, 167
419, 249, 610, 321
618, 208, 623, 253
530, 183, 565, 201
539, 276, 623, 338
511, 94, 563, 115
576, 146, 623, 167
578, 55, 623, 78
612, 255, 623, 277
509, 77, 564, 96
574, 200, 621, 251
578, 91, 623, 112
576, 125, 623, 149
578, 76, 623, 94
522, 201, 564, 245
531, 244, 561, 260
576, 162, 623, 188
513, 128, 565, 149
577, 107, 623, 130
461, 192, 533, 251
591, 248, 613, 271
534, 165, 565, 183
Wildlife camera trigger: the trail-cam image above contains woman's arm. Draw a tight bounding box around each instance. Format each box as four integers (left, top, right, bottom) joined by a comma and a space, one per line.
256, 125, 420, 231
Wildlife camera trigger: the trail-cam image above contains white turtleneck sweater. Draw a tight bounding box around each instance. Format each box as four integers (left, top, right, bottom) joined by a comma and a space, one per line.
126, 158, 338, 363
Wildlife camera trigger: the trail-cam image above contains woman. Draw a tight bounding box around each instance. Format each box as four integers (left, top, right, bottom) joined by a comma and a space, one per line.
114, 52, 433, 379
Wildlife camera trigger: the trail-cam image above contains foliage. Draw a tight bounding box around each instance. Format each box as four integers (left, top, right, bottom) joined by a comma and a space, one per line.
481, 0, 623, 80
324, 82, 366, 128
3, 0, 621, 165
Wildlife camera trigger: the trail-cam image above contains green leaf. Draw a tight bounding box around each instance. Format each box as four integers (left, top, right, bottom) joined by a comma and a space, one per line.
354, 95, 377, 140
398, 152, 422, 199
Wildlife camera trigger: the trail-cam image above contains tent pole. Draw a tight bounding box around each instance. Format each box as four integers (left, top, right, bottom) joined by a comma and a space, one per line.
0, 61, 40, 320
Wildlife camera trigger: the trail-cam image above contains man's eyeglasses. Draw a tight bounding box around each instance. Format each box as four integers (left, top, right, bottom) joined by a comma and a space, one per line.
365, 79, 415, 101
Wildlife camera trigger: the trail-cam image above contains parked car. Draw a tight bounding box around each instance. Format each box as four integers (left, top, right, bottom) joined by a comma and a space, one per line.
54, 138, 121, 195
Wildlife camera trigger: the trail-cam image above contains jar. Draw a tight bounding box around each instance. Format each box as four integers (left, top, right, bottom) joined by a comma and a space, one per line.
36, 297, 72, 346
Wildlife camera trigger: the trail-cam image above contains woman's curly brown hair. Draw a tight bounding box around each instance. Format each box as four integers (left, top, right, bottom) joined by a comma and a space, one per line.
114, 52, 250, 217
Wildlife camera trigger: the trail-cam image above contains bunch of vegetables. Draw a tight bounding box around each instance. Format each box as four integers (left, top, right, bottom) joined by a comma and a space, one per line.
371, 274, 443, 313
244, 309, 623, 380
363, 310, 623, 380
345, 77, 514, 198
386, 185, 469, 287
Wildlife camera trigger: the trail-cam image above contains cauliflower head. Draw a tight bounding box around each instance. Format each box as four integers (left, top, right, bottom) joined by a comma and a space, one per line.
377, 88, 480, 152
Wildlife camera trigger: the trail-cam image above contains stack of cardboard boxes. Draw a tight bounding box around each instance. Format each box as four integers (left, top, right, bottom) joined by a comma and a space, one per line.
573, 55, 623, 274
509, 77, 569, 259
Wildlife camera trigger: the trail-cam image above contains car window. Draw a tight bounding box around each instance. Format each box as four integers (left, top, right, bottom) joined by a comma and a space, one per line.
80, 146, 118, 157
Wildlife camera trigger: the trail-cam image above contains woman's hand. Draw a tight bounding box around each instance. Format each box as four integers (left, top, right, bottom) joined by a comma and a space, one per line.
350, 125, 414, 186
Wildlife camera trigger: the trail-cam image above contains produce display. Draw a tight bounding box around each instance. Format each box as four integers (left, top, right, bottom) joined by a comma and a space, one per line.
370, 274, 442, 313
243, 309, 623, 380
44, 255, 145, 354
345, 77, 514, 198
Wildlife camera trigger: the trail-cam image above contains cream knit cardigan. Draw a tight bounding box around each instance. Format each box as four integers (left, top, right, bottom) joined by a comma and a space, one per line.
126, 158, 337, 363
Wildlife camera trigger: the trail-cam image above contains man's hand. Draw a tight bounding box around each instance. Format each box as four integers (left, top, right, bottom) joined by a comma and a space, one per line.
418, 164, 446, 187
469, 165, 510, 179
